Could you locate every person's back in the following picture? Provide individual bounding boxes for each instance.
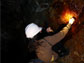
[25,17,75,63]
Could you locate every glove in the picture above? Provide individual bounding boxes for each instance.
[69,18,75,25]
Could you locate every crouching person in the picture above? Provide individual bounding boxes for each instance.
[25,18,75,63]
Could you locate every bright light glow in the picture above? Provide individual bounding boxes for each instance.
[61,9,77,24]
[69,18,75,22]
[64,12,73,21]
[69,17,75,24]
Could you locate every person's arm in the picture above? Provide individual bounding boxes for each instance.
[44,18,75,46]
[44,23,71,45]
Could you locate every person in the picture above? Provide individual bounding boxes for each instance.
[25,17,75,63]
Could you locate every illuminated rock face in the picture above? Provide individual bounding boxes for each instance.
[48,0,84,31]
[48,0,84,63]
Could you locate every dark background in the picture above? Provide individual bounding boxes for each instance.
[1,0,43,63]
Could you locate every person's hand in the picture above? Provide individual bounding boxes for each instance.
[46,27,54,32]
[69,17,75,25]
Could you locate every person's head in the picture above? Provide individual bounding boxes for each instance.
[25,23,42,39]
